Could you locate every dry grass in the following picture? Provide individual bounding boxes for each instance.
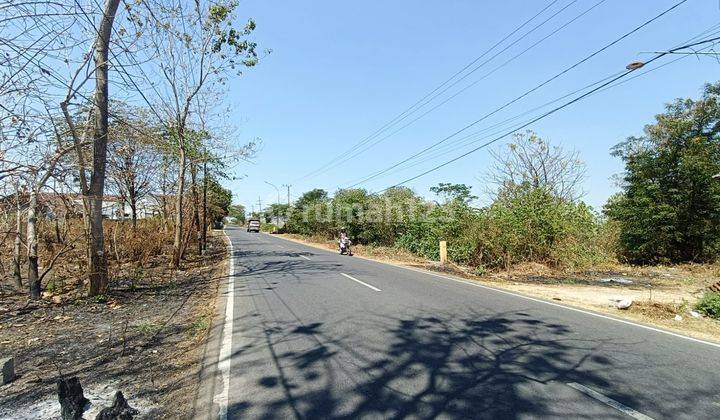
[1,219,227,418]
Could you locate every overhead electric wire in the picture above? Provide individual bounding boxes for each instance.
[328,0,607,176]
[339,69,629,187]
[370,34,720,194]
[296,0,567,181]
[342,0,691,189]
[418,24,720,171]
[360,50,714,185]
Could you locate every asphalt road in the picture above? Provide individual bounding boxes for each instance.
[218,227,720,419]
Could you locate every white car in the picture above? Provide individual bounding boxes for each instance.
[247,219,261,233]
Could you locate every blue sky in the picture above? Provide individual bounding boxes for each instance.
[223,0,720,212]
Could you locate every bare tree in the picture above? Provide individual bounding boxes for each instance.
[107,106,161,229]
[485,130,586,201]
[1,0,125,297]
[127,0,260,267]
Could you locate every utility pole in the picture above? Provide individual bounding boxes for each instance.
[282,184,291,207]
[257,197,262,220]
[264,181,281,227]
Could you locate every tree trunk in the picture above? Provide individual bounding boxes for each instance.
[171,146,186,268]
[27,190,40,299]
[180,208,196,261]
[190,164,201,255]
[130,192,137,230]
[87,0,121,296]
[202,161,208,253]
[13,189,22,290]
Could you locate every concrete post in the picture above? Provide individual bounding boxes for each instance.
[439,241,447,265]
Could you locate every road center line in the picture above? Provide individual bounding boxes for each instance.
[299,255,311,260]
[268,233,720,349]
[214,232,235,420]
[340,272,381,292]
[566,382,654,420]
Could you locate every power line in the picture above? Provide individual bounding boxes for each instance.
[343,0,690,189]
[372,35,720,194]
[296,0,569,182]
[359,48,712,185]
[324,0,607,175]
[340,70,628,187]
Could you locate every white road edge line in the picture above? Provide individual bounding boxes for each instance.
[299,255,312,260]
[265,233,720,350]
[566,382,654,420]
[340,272,381,292]
[213,232,235,420]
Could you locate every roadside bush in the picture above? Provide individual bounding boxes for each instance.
[470,186,613,270]
[261,223,278,233]
[396,201,476,264]
[694,292,720,319]
[286,184,616,271]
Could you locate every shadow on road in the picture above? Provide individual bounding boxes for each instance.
[225,307,660,419]
[218,233,716,419]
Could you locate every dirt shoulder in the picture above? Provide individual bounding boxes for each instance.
[0,232,228,419]
[275,233,720,344]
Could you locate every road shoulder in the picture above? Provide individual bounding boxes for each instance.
[192,229,234,420]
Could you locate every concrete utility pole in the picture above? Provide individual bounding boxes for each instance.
[282,184,291,207]
[264,181,280,227]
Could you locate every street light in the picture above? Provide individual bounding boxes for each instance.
[712,173,720,180]
[264,181,280,228]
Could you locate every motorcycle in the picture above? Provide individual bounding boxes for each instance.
[339,238,353,256]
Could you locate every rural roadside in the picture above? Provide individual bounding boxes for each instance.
[273,233,720,344]
[0,231,229,419]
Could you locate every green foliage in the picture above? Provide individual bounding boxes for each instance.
[285,183,614,270]
[261,223,278,233]
[468,186,606,270]
[134,321,162,335]
[207,2,259,68]
[285,189,331,235]
[228,204,246,224]
[694,292,720,319]
[266,203,289,219]
[430,183,477,204]
[605,83,720,264]
[206,177,232,223]
[397,200,476,264]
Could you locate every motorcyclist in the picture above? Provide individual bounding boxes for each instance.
[339,229,352,256]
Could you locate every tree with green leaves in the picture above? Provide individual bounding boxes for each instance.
[605,83,720,263]
[430,183,477,204]
[228,204,246,224]
[286,189,330,235]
